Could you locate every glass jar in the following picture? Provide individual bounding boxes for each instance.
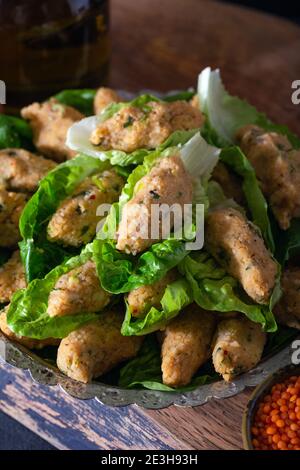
[0,0,110,113]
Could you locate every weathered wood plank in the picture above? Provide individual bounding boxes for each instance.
[144,392,252,450]
[0,358,252,450]
[0,360,191,450]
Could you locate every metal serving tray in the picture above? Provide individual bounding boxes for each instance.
[1,331,298,409]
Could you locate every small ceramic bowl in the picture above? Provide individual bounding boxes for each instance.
[242,363,300,450]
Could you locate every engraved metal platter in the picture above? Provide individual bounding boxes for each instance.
[0,330,298,409]
[0,90,298,409]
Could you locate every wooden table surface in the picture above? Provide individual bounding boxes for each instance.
[1,0,300,450]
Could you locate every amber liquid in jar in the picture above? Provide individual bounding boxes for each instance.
[0,0,110,113]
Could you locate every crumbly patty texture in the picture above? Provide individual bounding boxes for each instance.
[117,155,193,254]
[47,169,124,247]
[206,207,277,304]
[127,269,178,318]
[0,307,59,350]
[274,266,300,330]
[47,260,111,318]
[94,87,121,115]
[236,125,300,230]
[90,100,203,152]
[0,251,26,304]
[212,316,266,382]
[0,189,28,247]
[161,304,217,388]
[57,310,143,383]
[0,148,56,193]
[21,99,84,162]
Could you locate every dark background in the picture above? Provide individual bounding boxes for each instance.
[222,0,300,23]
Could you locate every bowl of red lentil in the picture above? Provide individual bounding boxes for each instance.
[242,364,300,450]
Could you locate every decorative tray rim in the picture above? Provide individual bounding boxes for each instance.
[1,331,298,409]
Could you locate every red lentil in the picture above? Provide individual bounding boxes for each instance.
[251,374,300,450]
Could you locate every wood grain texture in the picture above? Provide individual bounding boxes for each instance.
[145,392,252,450]
[110,0,300,135]
[1,0,300,451]
[0,360,191,450]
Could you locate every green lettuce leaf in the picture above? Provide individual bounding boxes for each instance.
[7,245,99,339]
[179,251,278,332]
[121,279,193,336]
[54,89,97,115]
[0,114,33,150]
[119,336,217,392]
[19,154,110,282]
[93,238,190,294]
[198,67,300,148]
